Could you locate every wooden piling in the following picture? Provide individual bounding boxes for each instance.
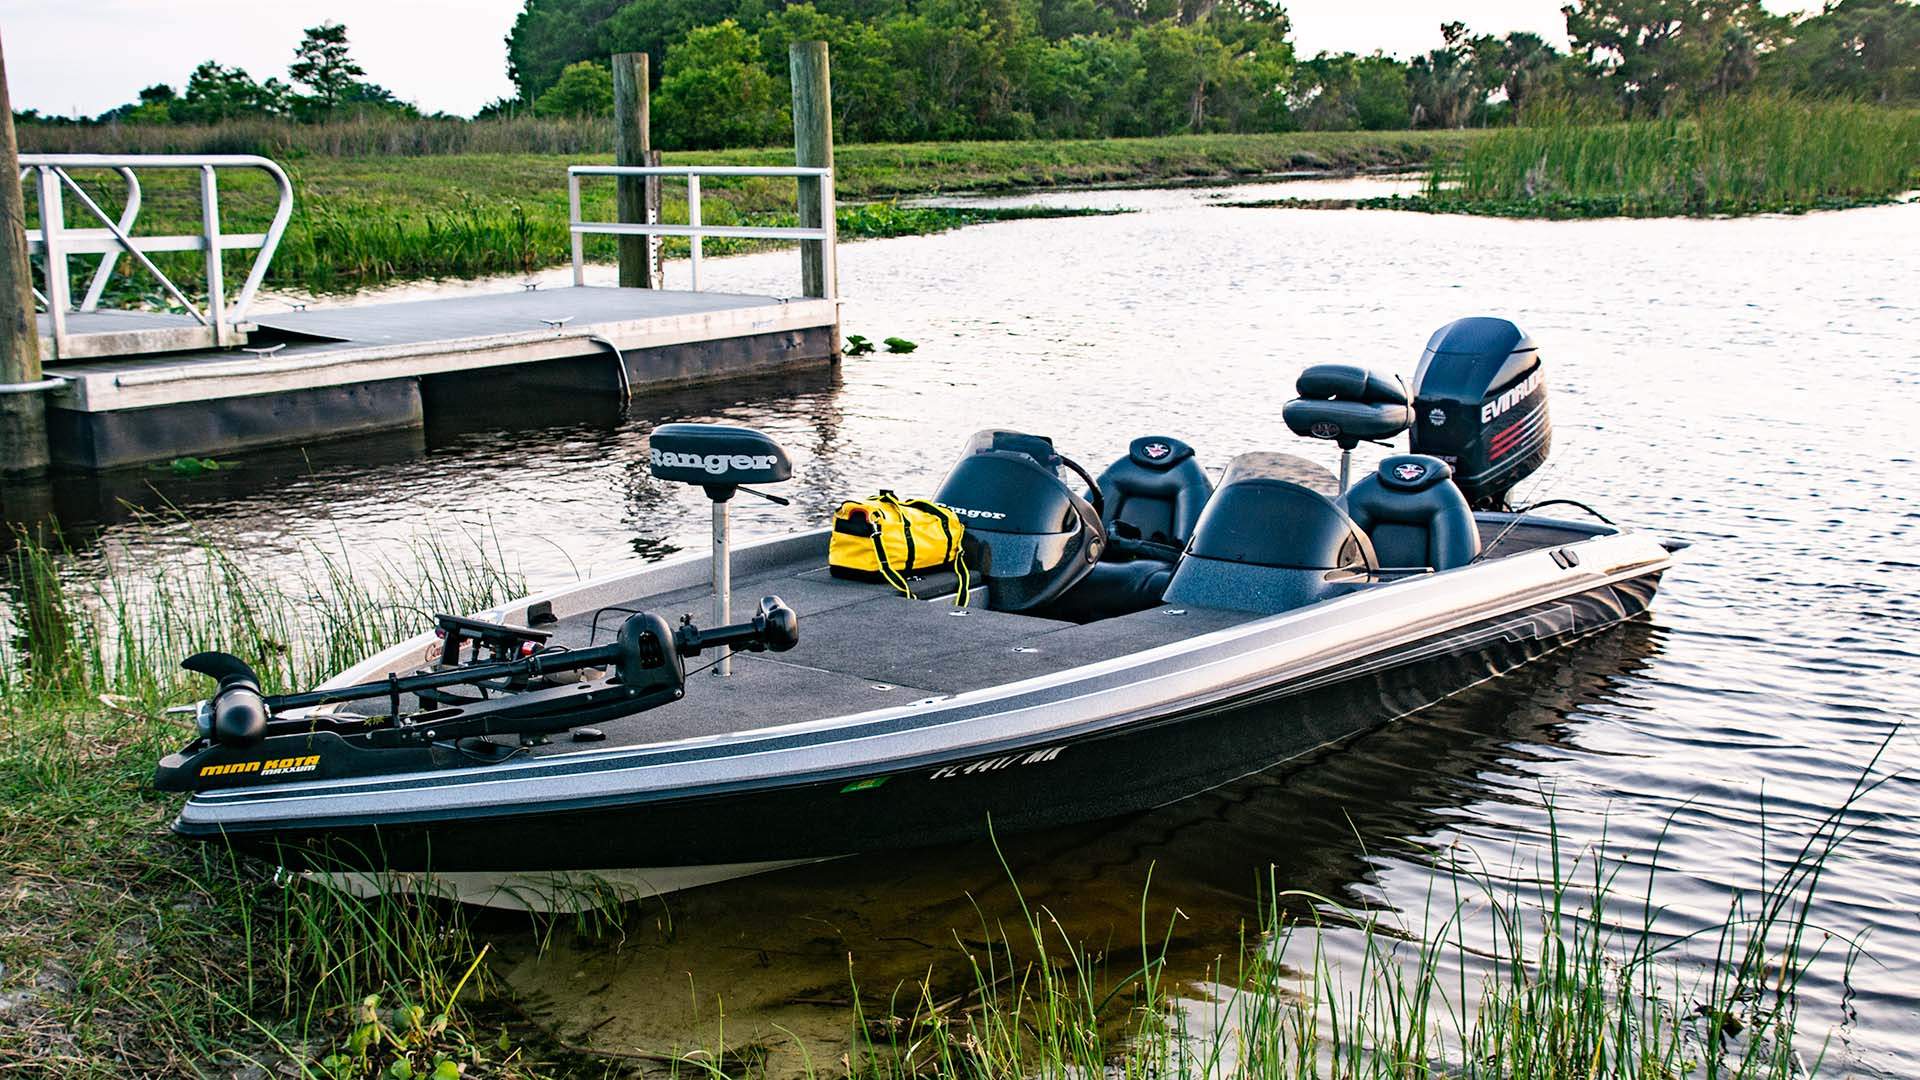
[612,52,654,289]
[788,42,836,303]
[0,31,50,476]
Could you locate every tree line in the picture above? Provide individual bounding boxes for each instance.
[17,1,1920,149]
[15,23,421,127]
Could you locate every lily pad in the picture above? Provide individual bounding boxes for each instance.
[882,336,918,354]
[155,457,237,475]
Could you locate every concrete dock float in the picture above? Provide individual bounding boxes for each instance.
[40,285,840,469]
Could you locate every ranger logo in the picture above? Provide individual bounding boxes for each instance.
[649,449,781,476]
[1394,462,1427,482]
[941,504,1007,520]
[1143,442,1171,460]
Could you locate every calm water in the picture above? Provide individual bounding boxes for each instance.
[8,177,1918,1073]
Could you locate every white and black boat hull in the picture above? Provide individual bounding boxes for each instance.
[175,535,1665,880]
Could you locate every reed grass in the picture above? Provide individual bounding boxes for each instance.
[21,129,1474,297]
[0,523,1882,1077]
[847,779,1874,1080]
[1422,97,1920,217]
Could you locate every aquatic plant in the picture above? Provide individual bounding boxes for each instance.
[1423,97,1920,217]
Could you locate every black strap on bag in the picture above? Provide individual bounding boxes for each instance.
[868,493,916,599]
[901,495,968,605]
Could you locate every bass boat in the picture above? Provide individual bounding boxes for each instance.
[154,317,1679,908]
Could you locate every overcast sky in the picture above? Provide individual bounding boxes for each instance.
[2,0,1818,119]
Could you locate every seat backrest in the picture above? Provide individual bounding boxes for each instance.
[1282,364,1412,449]
[1094,436,1214,547]
[1163,454,1378,614]
[1339,455,1481,571]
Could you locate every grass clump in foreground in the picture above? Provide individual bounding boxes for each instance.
[860,783,1876,1080]
[1413,97,1920,218]
[0,523,1882,1077]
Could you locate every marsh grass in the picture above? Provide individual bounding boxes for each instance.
[855,778,1875,1080]
[22,129,1472,297]
[0,522,1884,1077]
[0,523,546,1077]
[1423,97,1920,217]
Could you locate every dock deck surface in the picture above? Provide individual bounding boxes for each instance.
[47,286,838,412]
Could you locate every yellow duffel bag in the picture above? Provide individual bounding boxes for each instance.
[829,491,969,602]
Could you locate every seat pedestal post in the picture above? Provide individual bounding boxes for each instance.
[1338,447,1352,492]
[709,492,732,676]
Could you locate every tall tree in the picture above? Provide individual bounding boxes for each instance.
[1563,0,1785,113]
[1764,0,1920,102]
[506,0,627,100]
[174,62,291,123]
[290,22,366,111]
[1490,31,1560,116]
[1409,22,1487,127]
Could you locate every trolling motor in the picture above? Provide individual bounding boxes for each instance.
[154,597,798,793]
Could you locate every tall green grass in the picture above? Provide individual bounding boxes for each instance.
[1424,97,1920,217]
[18,115,618,158]
[24,129,1473,297]
[857,784,1873,1080]
[0,524,1881,1077]
[0,525,540,1076]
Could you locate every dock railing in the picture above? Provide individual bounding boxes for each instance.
[566,165,835,299]
[20,154,294,360]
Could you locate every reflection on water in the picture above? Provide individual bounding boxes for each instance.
[5,176,1917,1073]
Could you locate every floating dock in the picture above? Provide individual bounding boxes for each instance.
[41,286,839,469]
[15,154,841,471]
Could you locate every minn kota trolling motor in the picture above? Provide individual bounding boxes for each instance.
[158,423,804,795]
[154,596,798,793]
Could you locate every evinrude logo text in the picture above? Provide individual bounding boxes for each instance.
[649,449,780,475]
[1480,370,1544,424]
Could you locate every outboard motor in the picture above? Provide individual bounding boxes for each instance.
[1409,317,1551,510]
[933,430,1105,612]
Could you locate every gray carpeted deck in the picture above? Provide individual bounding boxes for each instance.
[350,516,1593,752]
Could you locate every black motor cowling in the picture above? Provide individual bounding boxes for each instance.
[933,430,1104,612]
[1409,317,1551,510]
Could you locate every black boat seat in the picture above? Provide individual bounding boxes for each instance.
[1282,364,1412,448]
[1041,436,1210,621]
[1093,435,1213,556]
[1163,454,1377,614]
[1338,455,1480,571]
[648,422,793,493]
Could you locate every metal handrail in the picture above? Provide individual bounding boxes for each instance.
[19,154,295,359]
[566,164,835,296]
